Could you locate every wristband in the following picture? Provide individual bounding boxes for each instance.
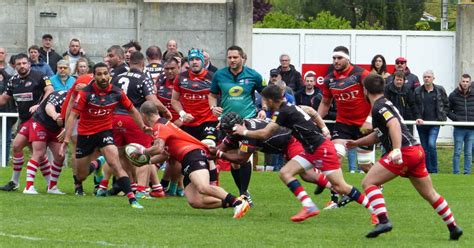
[179,110,187,119]
[243,130,249,137]
[216,150,224,159]
[365,116,372,124]
[321,127,329,133]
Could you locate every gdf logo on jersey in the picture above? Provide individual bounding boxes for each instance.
[228,86,244,97]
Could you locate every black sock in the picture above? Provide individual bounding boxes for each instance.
[160,179,170,189]
[88,163,95,175]
[378,213,389,224]
[116,176,136,204]
[224,193,241,208]
[231,167,241,193]
[238,161,252,195]
[73,175,79,185]
[209,169,218,182]
[330,190,339,203]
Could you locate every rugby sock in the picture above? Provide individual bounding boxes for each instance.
[222,193,241,208]
[315,173,331,188]
[39,157,51,183]
[209,168,219,186]
[287,179,316,209]
[73,175,81,186]
[131,182,138,192]
[230,167,241,193]
[48,161,63,189]
[151,184,163,193]
[11,153,24,185]
[167,181,177,194]
[25,159,40,190]
[330,190,339,203]
[432,196,457,230]
[116,176,137,204]
[160,179,170,190]
[88,162,96,175]
[347,187,372,210]
[136,185,147,193]
[99,179,109,190]
[239,161,252,195]
[365,185,389,224]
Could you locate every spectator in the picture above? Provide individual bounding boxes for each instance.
[370,54,390,80]
[73,58,90,77]
[63,38,93,74]
[180,56,189,73]
[0,47,15,76]
[39,34,62,74]
[386,57,420,92]
[50,60,75,91]
[295,73,320,106]
[29,45,54,77]
[203,50,218,73]
[162,39,184,60]
[414,70,449,174]
[384,70,418,133]
[0,68,17,167]
[447,74,474,175]
[277,54,303,93]
[122,40,141,64]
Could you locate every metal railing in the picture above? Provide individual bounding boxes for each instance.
[1,111,474,167]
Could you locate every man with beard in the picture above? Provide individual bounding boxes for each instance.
[60,62,146,208]
[107,45,129,79]
[317,46,373,209]
[0,53,54,191]
[63,38,93,75]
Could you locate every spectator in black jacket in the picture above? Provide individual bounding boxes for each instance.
[295,73,320,106]
[203,50,218,73]
[447,74,474,174]
[39,34,63,74]
[386,57,420,92]
[277,54,303,93]
[384,71,418,133]
[414,70,449,173]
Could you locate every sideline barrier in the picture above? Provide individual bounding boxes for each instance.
[1,111,474,168]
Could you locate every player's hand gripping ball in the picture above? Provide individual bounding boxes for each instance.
[125,143,150,167]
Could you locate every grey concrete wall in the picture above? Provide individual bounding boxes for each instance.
[0,0,253,69]
[456,4,474,80]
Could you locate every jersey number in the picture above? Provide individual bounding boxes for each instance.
[117,77,130,93]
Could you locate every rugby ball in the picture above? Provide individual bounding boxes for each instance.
[125,143,150,167]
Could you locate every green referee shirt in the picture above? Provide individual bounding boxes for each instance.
[211,66,264,118]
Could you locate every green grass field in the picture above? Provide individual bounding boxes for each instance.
[0,159,472,247]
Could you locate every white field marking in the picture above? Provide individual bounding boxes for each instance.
[0,232,130,247]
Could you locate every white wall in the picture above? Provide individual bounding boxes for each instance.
[252,29,457,142]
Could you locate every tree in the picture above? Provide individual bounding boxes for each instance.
[307,11,352,29]
[253,0,272,23]
[254,12,307,28]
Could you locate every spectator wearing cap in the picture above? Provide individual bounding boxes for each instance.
[277,54,303,93]
[414,70,449,174]
[50,60,75,91]
[39,34,63,74]
[386,56,420,92]
[295,73,321,106]
[29,45,54,77]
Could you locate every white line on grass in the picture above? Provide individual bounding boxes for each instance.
[0,232,130,246]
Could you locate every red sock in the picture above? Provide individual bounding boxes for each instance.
[39,157,51,183]
[365,185,388,223]
[26,159,40,190]
[151,184,163,192]
[99,179,109,190]
[432,196,457,228]
[136,185,146,192]
[49,161,63,189]
[315,173,331,188]
[11,153,24,185]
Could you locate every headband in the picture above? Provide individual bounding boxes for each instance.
[332,51,350,60]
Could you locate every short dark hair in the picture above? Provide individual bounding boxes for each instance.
[28,45,40,52]
[363,74,385,94]
[261,85,283,102]
[333,46,349,55]
[164,51,182,61]
[70,38,80,44]
[93,62,108,75]
[129,51,145,65]
[164,57,179,66]
[122,40,141,51]
[393,70,405,80]
[462,73,471,80]
[14,53,28,63]
[181,56,188,67]
[227,45,244,58]
[107,45,124,59]
[145,45,162,60]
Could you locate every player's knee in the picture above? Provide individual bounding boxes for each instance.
[187,197,203,209]
[195,183,210,195]
[334,143,347,158]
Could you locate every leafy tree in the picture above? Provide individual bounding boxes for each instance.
[356,20,384,30]
[254,0,272,23]
[306,11,352,29]
[254,12,307,28]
